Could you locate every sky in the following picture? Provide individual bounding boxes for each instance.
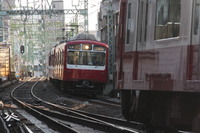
[64,0,102,31]
[16,0,102,31]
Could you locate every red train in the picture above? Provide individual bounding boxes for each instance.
[48,33,108,94]
[116,0,200,132]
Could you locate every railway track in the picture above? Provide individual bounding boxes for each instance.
[46,80,122,109]
[6,77,146,133]
[54,89,122,108]
[0,78,45,133]
[89,97,121,108]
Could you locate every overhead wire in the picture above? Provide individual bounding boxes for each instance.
[65,0,101,26]
[5,0,12,10]
[11,0,101,33]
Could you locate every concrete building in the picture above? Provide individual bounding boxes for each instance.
[0,0,15,43]
[97,0,120,96]
[33,0,65,76]
[97,0,119,43]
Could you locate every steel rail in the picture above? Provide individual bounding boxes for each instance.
[10,77,79,133]
[31,77,144,133]
[0,116,9,133]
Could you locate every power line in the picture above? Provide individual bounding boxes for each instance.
[5,0,12,10]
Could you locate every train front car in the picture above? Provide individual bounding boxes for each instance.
[116,0,200,132]
[62,35,108,94]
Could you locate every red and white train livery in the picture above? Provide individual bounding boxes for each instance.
[49,34,108,94]
[116,0,200,132]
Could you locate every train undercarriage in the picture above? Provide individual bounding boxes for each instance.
[49,78,105,95]
[121,90,200,132]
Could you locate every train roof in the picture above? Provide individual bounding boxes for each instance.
[53,33,108,50]
[69,33,97,41]
[67,39,108,47]
[66,33,108,47]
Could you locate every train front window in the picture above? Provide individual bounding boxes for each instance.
[155,0,181,40]
[67,51,106,66]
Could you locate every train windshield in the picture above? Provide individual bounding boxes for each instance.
[67,51,106,66]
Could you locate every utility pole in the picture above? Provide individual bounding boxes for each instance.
[84,0,88,33]
[107,0,114,79]
[0,0,3,42]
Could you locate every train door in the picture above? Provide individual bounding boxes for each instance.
[121,0,149,84]
[119,0,150,120]
[189,0,200,131]
[190,0,200,80]
[124,0,139,52]
[115,0,127,89]
[116,0,141,87]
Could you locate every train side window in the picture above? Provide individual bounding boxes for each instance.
[60,51,62,65]
[59,52,61,65]
[58,51,60,65]
[49,56,50,66]
[62,51,64,64]
[57,51,60,65]
[194,0,200,35]
[126,3,131,44]
[155,0,181,40]
[56,53,58,65]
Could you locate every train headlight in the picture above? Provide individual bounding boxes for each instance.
[68,44,81,50]
[94,46,106,51]
[82,44,91,50]
[85,45,89,49]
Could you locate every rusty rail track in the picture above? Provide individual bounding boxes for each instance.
[10,77,78,133]
[10,77,145,133]
[32,77,145,132]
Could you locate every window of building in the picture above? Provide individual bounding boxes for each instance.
[155,0,181,40]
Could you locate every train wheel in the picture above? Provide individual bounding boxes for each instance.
[49,78,52,83]
[58,80,62,90]
[60,82,65,91]
[101,84,105,90]
[95,83,105,95]
[100,84,105,94]
[121,90,137,120]
[192,105,200,131]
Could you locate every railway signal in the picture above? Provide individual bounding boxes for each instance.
[20,45,24,54]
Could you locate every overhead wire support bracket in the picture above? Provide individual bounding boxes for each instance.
[5,9,87,16]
